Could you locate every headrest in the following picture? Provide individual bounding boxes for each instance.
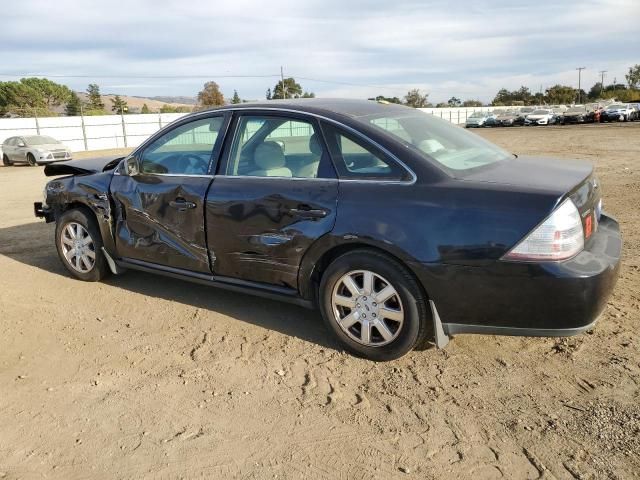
[309,133,323,156]
[417,139,445,154]
[254,141,285,169]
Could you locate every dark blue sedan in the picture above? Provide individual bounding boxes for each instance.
[34,99,621,361]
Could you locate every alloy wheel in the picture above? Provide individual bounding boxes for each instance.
[331,270,404,347]
[60,222,96,273]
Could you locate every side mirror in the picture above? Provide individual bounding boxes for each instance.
[125,156,140,176]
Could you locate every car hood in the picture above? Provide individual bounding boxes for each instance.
[44,155,124,177]
[527,114,550,119]
[30,143,68,151]
[459,156,593,196]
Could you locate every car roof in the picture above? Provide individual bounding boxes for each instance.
[203,98,412,119]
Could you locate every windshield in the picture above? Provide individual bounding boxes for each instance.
[531,110,550,115]
[469,112,486,118]
[567,107,586,113]
[364,111,511,173]
[24,135,59,145]
[607,104,625,110]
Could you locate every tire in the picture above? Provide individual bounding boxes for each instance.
[55,208,110,282]
[27,153,37,166]
[319,249,430,361]
[2,154,12,166]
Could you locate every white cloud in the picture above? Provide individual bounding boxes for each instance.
[0,0,638,102]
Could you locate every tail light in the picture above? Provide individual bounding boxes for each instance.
[503,199,584,261]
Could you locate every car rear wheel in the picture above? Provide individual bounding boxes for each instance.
[55,209,109,282]
[2,154,12,166]
[319,250,430,361]
[27,153,37,166]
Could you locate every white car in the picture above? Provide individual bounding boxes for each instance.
[525,109,557,126]
[465,111,495,128]
[2,135,72,166]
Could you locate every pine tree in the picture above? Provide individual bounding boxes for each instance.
[86,83,104,110]
[141,103,150,114]
[231,90,241,104]
[65,92,82,116]
[110,95,128,113]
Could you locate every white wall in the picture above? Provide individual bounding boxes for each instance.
[0,106,521,153]
[0,113,187,152]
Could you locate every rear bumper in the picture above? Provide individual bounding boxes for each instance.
[411,214,622,337]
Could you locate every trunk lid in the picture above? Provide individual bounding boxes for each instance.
[461,155,601,240]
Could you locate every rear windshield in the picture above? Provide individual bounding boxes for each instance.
[363,111,511,174]
[24,135,59,145]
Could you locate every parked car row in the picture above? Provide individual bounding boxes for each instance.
[465,102,640,128]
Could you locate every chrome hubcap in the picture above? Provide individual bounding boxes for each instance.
[60,222,95,273]
[331,270,404,347]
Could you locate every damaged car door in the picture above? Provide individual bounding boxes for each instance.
[110,114,228,273]
[205,113,338,290]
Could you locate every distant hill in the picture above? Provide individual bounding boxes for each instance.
[144,95,197,105]
[76,93,195,114]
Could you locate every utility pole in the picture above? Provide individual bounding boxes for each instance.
[576,67,586,104]
[280,65,286,99]
[599,70,607,96]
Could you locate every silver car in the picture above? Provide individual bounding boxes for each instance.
[2,135,72,166]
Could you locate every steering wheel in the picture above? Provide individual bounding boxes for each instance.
[176,153,209,175]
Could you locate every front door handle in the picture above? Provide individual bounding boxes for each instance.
[289,205,328,218]
[169,198,197,211]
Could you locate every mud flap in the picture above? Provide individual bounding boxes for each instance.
[429,299,450,349]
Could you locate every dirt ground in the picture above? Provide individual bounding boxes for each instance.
[1,124,639,480]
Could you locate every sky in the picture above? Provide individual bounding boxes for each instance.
[0,0,638,103]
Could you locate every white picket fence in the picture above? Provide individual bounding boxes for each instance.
[0,106,518,153]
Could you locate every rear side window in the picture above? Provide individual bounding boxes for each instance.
[322,123,408,181]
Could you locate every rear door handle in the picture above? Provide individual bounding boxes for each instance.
[289,205,328,218]
[169,198,197,210]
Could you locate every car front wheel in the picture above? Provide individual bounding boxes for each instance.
[2,154,12,166]
[319,250,430,361]
[55,208,109,282]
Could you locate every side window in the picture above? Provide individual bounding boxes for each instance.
[225,115,327,179]
[322,123,408,180]
[139,116,223,175]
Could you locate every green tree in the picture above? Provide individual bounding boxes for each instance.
[196,81,225,109]
[462,99,483,107]
[0,77,73,116]
[110,95,128,114]
[301,91,315,98]
[65,92,82,116]
[492,86,534,106]
[447,96,462,107]
[20,77,72,109]
[272,77,303,99]
[545,84,576,104]
[86,83,104,110]
[266,88,272,100]
[231,90,241,104]
[404,89,430,108]
[160,104,177,113]
[587,82,604,100]
[625,64,640,89]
